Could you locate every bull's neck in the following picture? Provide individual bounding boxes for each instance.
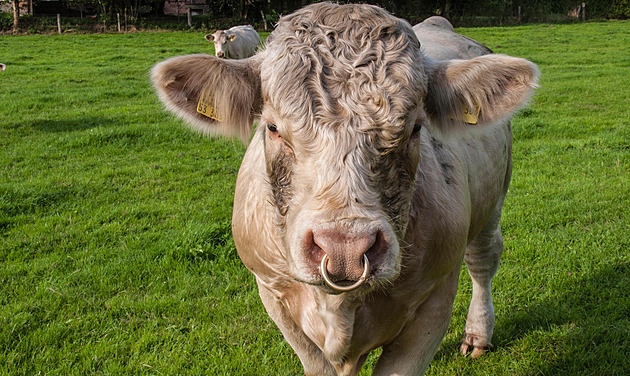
[289,285,361,363]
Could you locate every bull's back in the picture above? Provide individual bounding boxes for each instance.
[413,17,509,238]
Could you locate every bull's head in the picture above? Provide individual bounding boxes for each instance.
[153,3,538,294]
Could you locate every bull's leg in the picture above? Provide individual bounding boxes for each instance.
[460,207,505,358]
[372,266,462,376]
[256,280,337,376]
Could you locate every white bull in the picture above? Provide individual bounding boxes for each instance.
[153,3,538,375]
[205,25,260,59]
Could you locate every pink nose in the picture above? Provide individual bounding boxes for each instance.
[305,229,385,282]
[216,51,224,58]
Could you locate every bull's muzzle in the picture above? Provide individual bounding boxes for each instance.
[320,254,370,292]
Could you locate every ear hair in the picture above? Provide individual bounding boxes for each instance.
[228,34,237,42]
[425,54,539,131]
[205,34,214,42]
[151,54,262,143]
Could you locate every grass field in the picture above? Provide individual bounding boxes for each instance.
[1,20,628,375]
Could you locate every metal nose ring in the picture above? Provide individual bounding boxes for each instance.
[320,254,369,292]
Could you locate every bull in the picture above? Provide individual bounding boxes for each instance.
[152,3,539,375]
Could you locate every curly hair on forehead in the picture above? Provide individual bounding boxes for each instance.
[260,2,427,151]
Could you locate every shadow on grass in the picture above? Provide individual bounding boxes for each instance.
[28,117,117,133]
[439,262,630,374]
[501,261,629,373]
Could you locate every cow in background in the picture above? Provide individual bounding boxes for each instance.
[153,3,539,375]
[0,64,5,71]
[205,25,260,59]
[413,16,493,60]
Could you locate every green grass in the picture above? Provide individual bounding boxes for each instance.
[1,21,628,375]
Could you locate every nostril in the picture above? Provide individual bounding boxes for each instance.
[305,230,325,265]
[365,230,385,268]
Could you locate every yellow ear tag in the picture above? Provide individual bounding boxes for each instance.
[462,102,480,125]
[197,92,222,121]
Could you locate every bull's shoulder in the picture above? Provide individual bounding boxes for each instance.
[232,130,289,280]
[414,122,511,224]
[413,17,492,60]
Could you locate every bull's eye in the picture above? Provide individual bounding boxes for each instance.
[412,123,422,135]
[267,123,278,134]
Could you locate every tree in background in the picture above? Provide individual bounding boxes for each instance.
[12,0,19,32]
[65,0,164,23]
[3,0,626,33]
[609,0,630,18]
[80,0,630,25]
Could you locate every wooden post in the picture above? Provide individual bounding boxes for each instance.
[518,6,522,24]
[582,3,586,21]
[124,8,127,31]
[187,8,192,27]
[260,9,267,31]
[12,0,19,32]
[57,14,61,34]
[117,13,121,32]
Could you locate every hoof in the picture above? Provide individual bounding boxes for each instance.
[460,331,492,359]
[460,343,489,359]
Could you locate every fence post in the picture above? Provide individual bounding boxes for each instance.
[518,6,522,24]
[57,14,61,34]
[260,9,267,31]
[187,8,192,27]
[117,13,121,32]
[582,3,586,21]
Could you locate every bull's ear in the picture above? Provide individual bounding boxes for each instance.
[425,54,539,131]
[204,34,214,42]
[227,34,237,42]
[151,54,262,143]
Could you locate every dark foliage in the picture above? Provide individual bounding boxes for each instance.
[1,0,626,33]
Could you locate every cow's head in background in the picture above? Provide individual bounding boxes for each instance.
[204,25,259,60]
[205,30,236,58]
[153,3,538,294]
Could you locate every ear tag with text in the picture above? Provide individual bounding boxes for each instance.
[197,92,222,121]
[462,102,480,125]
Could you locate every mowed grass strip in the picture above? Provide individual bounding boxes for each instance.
[0,21,628,375]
